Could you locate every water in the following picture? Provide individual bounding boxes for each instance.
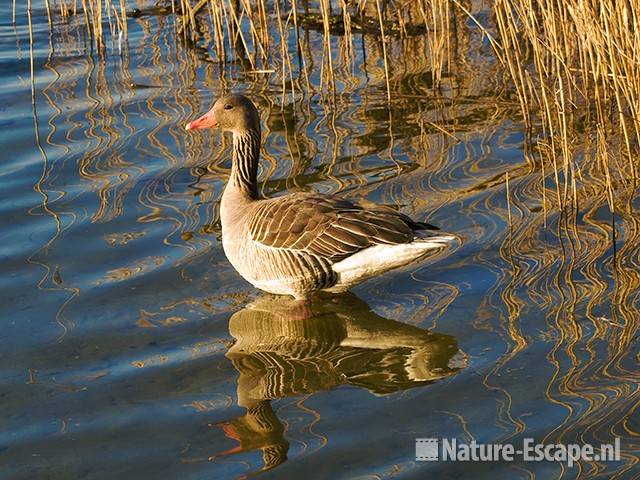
[2,2,639,479]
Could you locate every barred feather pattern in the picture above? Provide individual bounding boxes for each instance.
[248,194,425,260]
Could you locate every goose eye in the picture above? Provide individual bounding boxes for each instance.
[224,104,233,110]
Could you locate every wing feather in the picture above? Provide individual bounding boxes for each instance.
[248,193,432,262]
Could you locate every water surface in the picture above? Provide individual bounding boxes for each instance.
[1,2,639,479]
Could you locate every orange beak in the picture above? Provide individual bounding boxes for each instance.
[185,110,219,130]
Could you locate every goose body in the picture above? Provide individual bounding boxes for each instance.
[186,94,455,299]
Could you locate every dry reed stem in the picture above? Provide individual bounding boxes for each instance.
[374,0,391,104]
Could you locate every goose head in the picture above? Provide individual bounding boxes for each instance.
[185,94,260,134]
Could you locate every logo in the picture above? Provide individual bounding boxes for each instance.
[415,437,620,467]
[415,438,439,461]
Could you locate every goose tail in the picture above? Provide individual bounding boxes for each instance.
[328,232,459,292]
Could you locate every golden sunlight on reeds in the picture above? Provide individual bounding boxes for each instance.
[41,0,640,216]
[495,0,640,210]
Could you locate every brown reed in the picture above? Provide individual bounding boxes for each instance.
[43,0,640,214]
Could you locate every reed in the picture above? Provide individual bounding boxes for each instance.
[495,0,640,211]
[43,0,640,214]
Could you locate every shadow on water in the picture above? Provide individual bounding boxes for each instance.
[209,293,464,473]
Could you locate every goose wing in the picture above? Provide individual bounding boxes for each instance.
[248,193,436,262]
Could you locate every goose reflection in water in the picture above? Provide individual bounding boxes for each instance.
[212,293,466,472]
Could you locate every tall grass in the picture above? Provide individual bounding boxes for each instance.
[41,0,640,212]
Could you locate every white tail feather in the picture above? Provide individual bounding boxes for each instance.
[327,234,457,291]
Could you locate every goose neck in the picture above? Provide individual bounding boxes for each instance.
[229,128,261,198]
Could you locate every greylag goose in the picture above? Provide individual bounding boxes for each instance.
[186,94,455,299]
